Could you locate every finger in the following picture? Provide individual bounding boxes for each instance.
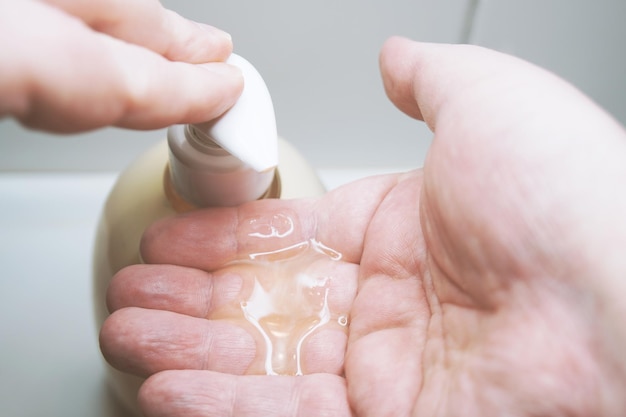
[100,307,255,377]
[345,173,428,417]
[42,0,232,62]
[6,1,242,132]
[108,262,357,321]
[100,307,348,377]
[106,264,242,316]
[140,173,403,270]
[138,370,351,417]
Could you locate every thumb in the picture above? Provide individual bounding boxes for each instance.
[379,37,518,131]
[378,36,607,134]
[378,36,427,122]
[378,36,531,128]
[380,37,626,353]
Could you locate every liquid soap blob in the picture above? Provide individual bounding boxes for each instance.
[210,238,349,375]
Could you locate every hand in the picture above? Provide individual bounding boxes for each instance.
[100,37,626,416]
[0,0,242,132]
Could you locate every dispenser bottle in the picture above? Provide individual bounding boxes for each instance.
[93,54,325,415]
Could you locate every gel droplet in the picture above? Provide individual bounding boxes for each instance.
[210,238,347,376]
[246,213,294,239]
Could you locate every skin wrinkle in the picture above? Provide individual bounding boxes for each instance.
[219,208,240,267]
[304,330,347,375]
[417,269,448,415]
[228,375,240,416]
[287,377,303,417]
[353,278,418,336]
[114,43,152,123]
[158,316,202,372]
[159,9,202,62]
[87,5,144,38]
[199,319,214,372]
[367,224,417,281]
[358,173,417,279]
[419,261,438,348]
[198,272,213,319]
[420,177,493,310]
[321,174,402,265]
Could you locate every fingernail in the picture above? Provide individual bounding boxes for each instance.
[201,62,242,79]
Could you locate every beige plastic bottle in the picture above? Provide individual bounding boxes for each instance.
[92,55,325,415]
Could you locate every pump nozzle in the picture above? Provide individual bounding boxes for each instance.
[191,54,278,172]
[166,54,280,208]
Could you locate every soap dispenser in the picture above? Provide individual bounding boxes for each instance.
[92,54,325,415]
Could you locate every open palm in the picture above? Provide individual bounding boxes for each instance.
[100,37,626,417]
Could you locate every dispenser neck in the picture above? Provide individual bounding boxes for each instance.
[185,124,229,156]
[165,124,280,209]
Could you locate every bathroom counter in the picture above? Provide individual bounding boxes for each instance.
[0,168,410,417]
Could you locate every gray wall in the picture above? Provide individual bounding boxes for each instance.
[1,0,624,172]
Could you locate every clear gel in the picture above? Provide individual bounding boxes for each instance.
[209,236,348,376]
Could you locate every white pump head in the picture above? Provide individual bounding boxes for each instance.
[191,54,278,172]
[166,54,280,207]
